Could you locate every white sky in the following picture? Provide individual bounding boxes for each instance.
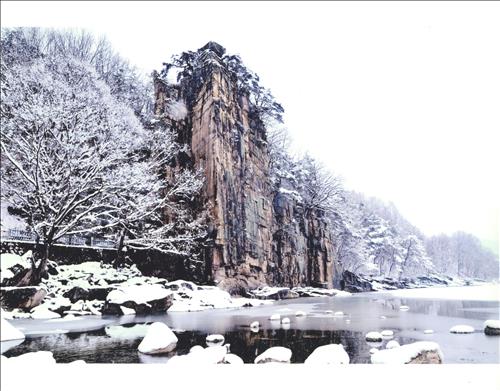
[2,1,499,252]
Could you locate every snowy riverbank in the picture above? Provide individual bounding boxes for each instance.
[1,252,352,321]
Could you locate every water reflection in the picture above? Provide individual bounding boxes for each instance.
[4,326,419,364]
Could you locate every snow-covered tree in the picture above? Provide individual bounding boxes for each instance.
[426,232,499,280]
[399,234,434,278]
[1,28,152,119]
[0,52,147,282]
[1,30,208,283]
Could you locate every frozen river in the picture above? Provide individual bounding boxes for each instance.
[3,284,499,363]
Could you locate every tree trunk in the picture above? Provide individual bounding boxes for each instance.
[114,229,126,268]
[33,240,51,284]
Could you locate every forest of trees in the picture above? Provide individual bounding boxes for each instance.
[267,123,499,281]
[1,28,498,284]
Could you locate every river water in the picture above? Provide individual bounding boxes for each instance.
[3,285,499,363]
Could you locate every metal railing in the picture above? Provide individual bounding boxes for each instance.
[0,228,116,249]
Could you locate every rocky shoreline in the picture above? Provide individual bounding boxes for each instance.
[0,250,479,322]
[1,251,353,321]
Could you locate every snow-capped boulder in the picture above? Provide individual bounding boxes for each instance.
[369,348,379,355]
[206,334,225,347]
[30,307,60,320]
[105,324,149,339]
[167,346,229,365]
[68,360,86,365]
[3,351,56,364]
[304,344,350,364]
[423,329,434,334]
[449,325,474,334]
[281,317,290,324]
[120,306,136,315]
[1,318,25,342]
[371,341,443,364]
[250,321,260,329]
[138,322,178,355]
[167,302,206,312]
[365,331,383,342]
[0,252,32,286]
[189,287,233,309]
[381,330,394,338]
[483,320,500,336]
[291,287,352,298]
[36,297,72,315]
[202,346,228,364]
[399,305,410,311]
[295,310,306,317]
[0,286,46,310]
[254,347,292,364]
[385,340,400,349]
[222,353,244,364]
[334,311,344,317]
[190,345,204,354]
[164,280,198,292]
[269,313,281,321]
[103,285,173,315]
[325,310,333,314]
[63,286,112,303]
[251,287,298,300]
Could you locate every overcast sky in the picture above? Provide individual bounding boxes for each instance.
[2,1,499,253]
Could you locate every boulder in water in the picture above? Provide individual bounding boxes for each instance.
[102,285,173,315]
[138,322,178,355]
[483,320,500,336]
[365,331,383,342]
[254,346,292,364]
[206,334,225,347]
[304,344,350,364]
[371,341,443,364]
[449,325,474,334]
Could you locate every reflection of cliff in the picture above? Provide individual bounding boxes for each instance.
[154,42,336,289]
[177,328,370,363]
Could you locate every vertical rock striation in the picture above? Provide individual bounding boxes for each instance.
[154,42,336,290]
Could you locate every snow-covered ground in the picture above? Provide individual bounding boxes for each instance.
[386,283,500,301]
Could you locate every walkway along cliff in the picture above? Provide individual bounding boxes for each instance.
[153,42,338,291]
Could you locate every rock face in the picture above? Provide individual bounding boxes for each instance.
[0,287,46,310]
[154,42,336,289]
